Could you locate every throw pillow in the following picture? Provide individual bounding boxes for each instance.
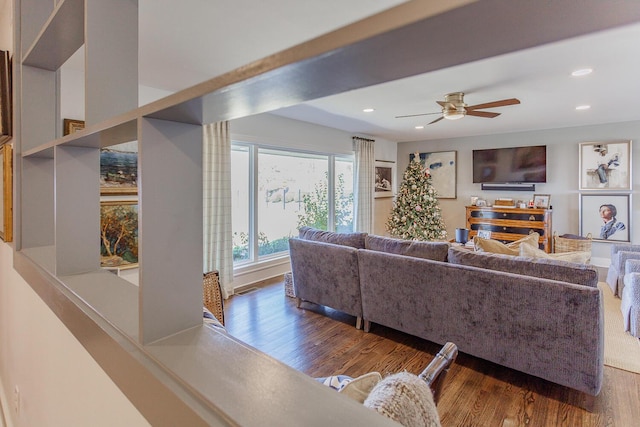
[364,372,441,427]
[316,372,382,403]
[474,232,539,255]
[519,244,591,264]
[340,372,383,403]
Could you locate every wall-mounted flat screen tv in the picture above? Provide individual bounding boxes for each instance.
[472,145,547,184]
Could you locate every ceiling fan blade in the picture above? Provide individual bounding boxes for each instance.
[428,116,445,125]
[395,112,441,119]
[465,110,500,118]
[466,98,520,110]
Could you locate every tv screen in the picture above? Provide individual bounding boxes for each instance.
[473,145,547,184]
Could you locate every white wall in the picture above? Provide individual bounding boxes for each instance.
[398,119,640,262]
[0,244,149,427]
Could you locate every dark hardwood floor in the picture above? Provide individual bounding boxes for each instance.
[225,280,640,427]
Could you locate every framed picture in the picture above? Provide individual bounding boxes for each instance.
[100,141,138,195]
[409,150,457,199]
[100,199,138,267]
[579,141,631,190]
[0,50,11,144]
[63,118,85,136]
[0,143,12,242]
[533,194,550,209]
[374,160,394,198]
[477,230,492,239]
[580,194,630,242]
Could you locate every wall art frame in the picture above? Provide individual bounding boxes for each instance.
[63,118,85,136]
[100,141,138,195]
[0,50,11,144]
[579,140,632,191]
[100,199,139,268]
[580,193,630,242]
[409,150,457,199]
[374,160,394,198]
[0,143,12,242]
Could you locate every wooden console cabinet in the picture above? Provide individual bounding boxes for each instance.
[466,206,553,253]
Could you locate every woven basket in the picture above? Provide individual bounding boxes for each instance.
[284,272,295,298]
[203,271,225,325]
[554,232,593,253]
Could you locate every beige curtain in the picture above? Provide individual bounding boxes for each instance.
[353,136,375,233]
[203,121,234,298]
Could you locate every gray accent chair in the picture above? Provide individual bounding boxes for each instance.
[606,244,640,297]
[621,259,640,337]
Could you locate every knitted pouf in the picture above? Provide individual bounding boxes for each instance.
[363,372,441,427]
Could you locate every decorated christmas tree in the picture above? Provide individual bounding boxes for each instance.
[386,153,447,241]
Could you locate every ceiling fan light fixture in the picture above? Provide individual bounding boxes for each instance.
[443,106,466,120]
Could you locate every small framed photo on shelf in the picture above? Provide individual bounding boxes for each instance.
[533,194,550,209]
[63,118,85,136]
[477,230,492,239]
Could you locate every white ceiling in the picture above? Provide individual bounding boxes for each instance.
[137,1,640,142]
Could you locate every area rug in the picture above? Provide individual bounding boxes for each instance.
[599,282,640,374]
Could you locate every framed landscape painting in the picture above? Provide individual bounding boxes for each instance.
[409,151,457,199]
[100,141,138,195]
[100,199,138,268]
[579,141,631,190]
[580,193,630,242]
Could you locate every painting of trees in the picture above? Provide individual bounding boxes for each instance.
[100,200,138,267]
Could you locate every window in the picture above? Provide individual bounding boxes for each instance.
[231,143,353,265]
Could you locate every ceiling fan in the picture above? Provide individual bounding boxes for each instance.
[395,92,520,125]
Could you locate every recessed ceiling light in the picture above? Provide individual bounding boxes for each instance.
[363,108,375,113]
[415,125,424,129]
[571,68,593,77]
[576,105,591,110]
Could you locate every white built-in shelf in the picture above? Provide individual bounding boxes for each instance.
[22,0,84,70]
[22,116,138,158]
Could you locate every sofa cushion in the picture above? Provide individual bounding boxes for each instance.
[519,244,592,264]
[365,235,449,262]
[447,246,599,288]
[298,226,367,249]
[473,232,539,255]
[363,372,441,427]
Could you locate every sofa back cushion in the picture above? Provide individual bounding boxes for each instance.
[365,235,449,262]
[298,226,367,249]
[447,246,599,288]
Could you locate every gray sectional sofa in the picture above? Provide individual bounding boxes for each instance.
[289,227,603,397]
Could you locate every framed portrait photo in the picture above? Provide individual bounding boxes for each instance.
[580,194,630,242]
[374,160,394,198]
[579,141,631,190]
[409,150,457,199]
